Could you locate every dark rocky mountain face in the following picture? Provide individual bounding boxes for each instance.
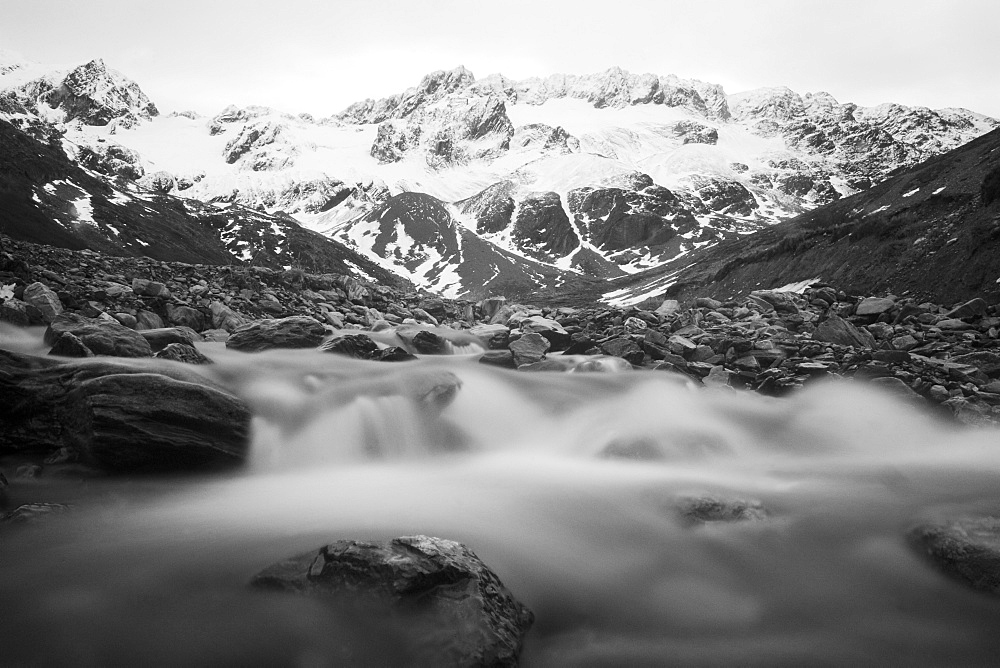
[0,119,408,287]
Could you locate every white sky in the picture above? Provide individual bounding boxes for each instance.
[2,0,997,118]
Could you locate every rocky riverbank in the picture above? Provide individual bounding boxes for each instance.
[2,232,998,434]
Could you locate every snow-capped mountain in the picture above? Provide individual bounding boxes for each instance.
[1,56,996,300]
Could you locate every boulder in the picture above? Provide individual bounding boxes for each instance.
[469,324,510,350]
[154,342,212,365]
[0,350,250,472]
[855,297,895,316]
[48,331,94,358]
[319,334,380,359]
[44,313,152,357]
[165,303,207,331]
[600,337,645,365]
[655,299,681,318]
[226,316,327,352]
[139,326,199,352]
[209,301,246,332]
[0,298,31,327]
[812,314,877,348]
[131,278,171,299]
[519,316,571,349]
[909,517,1000,595]
[945,298,988,320]
[749,290,799,314]
[21,282,63,322]
[135,309,164,330]
[509,332,550,367]
[251,535,533,667]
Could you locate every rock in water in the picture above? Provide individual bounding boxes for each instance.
[251,535,534,667]
[0,350,250,472]
[226,316,326,352]
[909,517,1000,595]
[509,332,550,367]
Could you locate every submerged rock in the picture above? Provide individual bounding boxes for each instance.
[909,517,1000,595]
[251,535,534,667]
[675,495,769,526]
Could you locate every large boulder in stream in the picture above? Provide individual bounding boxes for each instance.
[251,535,534,667]
[226,316,327,352]
[0,350,250,472]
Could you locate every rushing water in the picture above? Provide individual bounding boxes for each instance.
[3,328,1000,666]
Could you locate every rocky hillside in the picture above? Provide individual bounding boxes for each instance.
[0,118,410,288]
[4,57,994,300]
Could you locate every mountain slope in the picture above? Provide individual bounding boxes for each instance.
[589,126,1000,306]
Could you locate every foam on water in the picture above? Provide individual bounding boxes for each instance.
[3,338,1000,665]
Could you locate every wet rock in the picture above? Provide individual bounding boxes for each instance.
[209,301,246,332]
[22,282,63,322]
[509,332,550,367]
[1,503,72,525]
[226,316,327,352]
[675,495,768,526]
[600,337,645,365]
[479,350,517,369]
[319,334,380,359]
[0,350,250,471]
[154,342,212,365]
[520,315,571,349]
[404,329,449,355]
[251,535,534,667]
[48,331,94,358]
[44,313,152,357]
[375,346,417,362]
[909,517,1000,595]
[469,324,510,350]
[138,326,199,352]
[813,314,877,348]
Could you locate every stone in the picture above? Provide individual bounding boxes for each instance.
[855,297,895,316]
[0,350,250,472]
[0,298,31,327]
[139,326,199,352]
[891,334,919,351]
[519,315,571,349]
[749,290,799,313]
[599,337,645,365]
[375,346,417,362]
[154,342,212,365]
[469,324,509,350]
[945,298,989,320]
[401,328,449,355]
[135,309,164,330]
[251,535,533,667]
[477,296,507,321]
[674,495,768,526]
[909,517,1000,595]
[44,313,152,357]
[21,282,63,322]
[952,352,1000,378]
[937,318,972,330]
[813,314,877,348]
[655,299,681,318]
[165,303,206,331]
[48,331,94,358]
[703,365,732,388]
[509,332,550,366]
[226,316,327,353]
[131,278,171,299]
[479,350,517,369]
[113,312,138,329]
[319,334,380,359]
[623,317,649,334]
[695,297,723,310]
[1,503,72,525]
[209,301,246,332]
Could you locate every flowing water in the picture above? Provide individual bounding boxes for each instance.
[3,327,1000,666]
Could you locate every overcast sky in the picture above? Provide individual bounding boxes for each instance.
[2,0,997,118]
